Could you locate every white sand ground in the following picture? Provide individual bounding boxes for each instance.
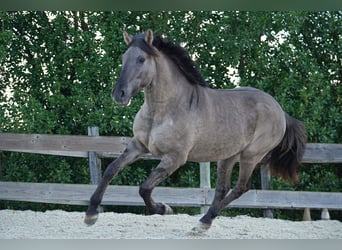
[0,210,341,239]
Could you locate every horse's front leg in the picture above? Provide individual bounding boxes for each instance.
[84,139,147,225]
[139,154,186,215]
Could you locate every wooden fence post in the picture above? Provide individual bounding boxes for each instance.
[321,208,330,220]
[303,207,311,221]
[260,163,274,218]
[200,162,211,214]
[88,126,102,185]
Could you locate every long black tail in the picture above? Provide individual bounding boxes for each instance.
[268,113,307,182]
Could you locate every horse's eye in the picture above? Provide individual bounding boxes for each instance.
[137,56,145,64]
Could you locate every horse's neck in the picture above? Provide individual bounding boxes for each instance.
[144,55,190,114]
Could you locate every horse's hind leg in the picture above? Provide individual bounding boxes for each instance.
[193,155,257,233]
[211,154,239,207]
[139,153,187,215]
[84,139,147,225]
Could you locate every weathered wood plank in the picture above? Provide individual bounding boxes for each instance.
[97,143,342,164]
[98,152,160,160]
[224,190,342,210]
[88,127,102,184]
[1,182,341,210]
[0,182,205,207]
[3,149,88,158]
[302,143,342,163]
[0,133,130,157]
[260,164,273,218]
[200,162,211,214]
[1,133,341,163]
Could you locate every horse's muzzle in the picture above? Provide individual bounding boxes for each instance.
[112,86,132,106]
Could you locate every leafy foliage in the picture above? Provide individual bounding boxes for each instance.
[0,11,341,219]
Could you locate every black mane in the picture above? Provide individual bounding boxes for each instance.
[129,32,209,87]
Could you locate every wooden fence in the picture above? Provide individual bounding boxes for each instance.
[0,128,341,218]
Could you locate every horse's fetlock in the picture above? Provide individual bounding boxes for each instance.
[161,202,173,215]
[200,207,218,225]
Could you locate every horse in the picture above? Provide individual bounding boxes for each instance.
[84,29,307,233]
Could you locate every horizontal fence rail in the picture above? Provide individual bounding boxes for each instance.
[0,133,130,158]
[0,132,341,215]
[1,181,341,210]
[1,133,341,162]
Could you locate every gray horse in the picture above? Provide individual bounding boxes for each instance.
[85,29,306,233]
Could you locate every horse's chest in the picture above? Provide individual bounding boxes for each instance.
[148,120,178,154]
[136,118,185,156]
[134,105,192,154]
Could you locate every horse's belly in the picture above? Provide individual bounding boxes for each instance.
[187,140,243,162]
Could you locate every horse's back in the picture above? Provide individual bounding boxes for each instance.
[208,87,284,116]
[203,86,284,117]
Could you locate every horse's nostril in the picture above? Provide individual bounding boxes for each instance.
[120,90,125,98]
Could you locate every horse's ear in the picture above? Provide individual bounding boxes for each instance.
[123,31,133,45]
[145,29,153,45]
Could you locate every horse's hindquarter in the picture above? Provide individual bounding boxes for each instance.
[187,87,286,162]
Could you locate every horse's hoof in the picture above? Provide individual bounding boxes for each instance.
[162,202,173,215]
[191,222,211,233]
[84,213,98,226]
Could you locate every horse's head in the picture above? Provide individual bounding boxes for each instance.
[113,29,158,106]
